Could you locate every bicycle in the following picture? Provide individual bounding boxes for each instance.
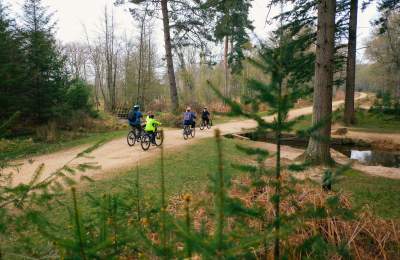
[127,125,144,146]
[199,118,212,130]
[140,128,163,151]
[183,124,195,140]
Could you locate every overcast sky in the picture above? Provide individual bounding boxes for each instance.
[6,0,379,61]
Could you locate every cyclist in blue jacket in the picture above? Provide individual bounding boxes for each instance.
[183,106,196,128]
[128,105,143,132]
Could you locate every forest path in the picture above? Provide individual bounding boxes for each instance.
[7,93,368,185]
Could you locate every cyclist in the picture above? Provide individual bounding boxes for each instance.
[201,107,210,126]
[144,112,161,144]
[128,105,143,134]
[183,106,196,129]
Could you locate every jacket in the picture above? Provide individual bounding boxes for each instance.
[202,111,210,119]
[183,111,196,123]
[144,116,161,132]
[128,110,142,126]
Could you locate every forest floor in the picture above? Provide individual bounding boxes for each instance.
[8,92,400,186]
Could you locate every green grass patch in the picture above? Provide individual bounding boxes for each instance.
[348,109,400,133]
[84,137,243,200]
[9,136,395,237]
[4,137,399,256]
[81,137,400,219]
[0,130,127,162]
[338,170,400,219]
[291,109,400,134]
[292,114,313,132]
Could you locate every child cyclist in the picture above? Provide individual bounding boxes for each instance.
[144,112,161,144]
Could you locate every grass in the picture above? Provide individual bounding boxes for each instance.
[24,137,244,247]
[4,134,396,239]
[79,137,400,219]
[292,114,313,132]
[338,169,400,219]
[83,137,244,201]
[0,130,127,162]
[349,109,400,133]
[3,136,399,257]
[212,113,246,124]
[291,109,400,134]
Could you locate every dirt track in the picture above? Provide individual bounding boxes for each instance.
[6,93,378,186]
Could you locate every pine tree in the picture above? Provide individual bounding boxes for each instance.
[304,0,336,165]
[344,0,358,125]
[20,0,68,123]
[0,1,26,122]
[203,0,254,73]
[271,0,351,164]
[375,0,400,32]
[208,19,315,257]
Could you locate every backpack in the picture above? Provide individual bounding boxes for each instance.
[184,112,192,121]
[128,109,136,122]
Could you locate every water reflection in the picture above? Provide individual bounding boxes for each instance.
[350,150,400,168]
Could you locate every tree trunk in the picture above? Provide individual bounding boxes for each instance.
[224,36,229,98]
[344,0,358,125]
[177,48,195,103]
[304,0,336,165]
[145,28,152,108]
[137,18,145,107]
[161,0,179,112]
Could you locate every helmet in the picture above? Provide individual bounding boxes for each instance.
[133,105,140,109]
[203,107,207,109]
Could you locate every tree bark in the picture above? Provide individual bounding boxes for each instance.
[305,0,336,165]
[104,6,115,112]
[344,0,358,125]
[145,27,152,108]
[224,36,229,98]
[137,18,145,107]
[161,0,179,112]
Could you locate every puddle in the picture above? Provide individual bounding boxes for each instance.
[349,150,400,168]
[230,132,400,168]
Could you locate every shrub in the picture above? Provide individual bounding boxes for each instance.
[66,80,93,113]
[370,91,400,116]
[147,97,169,113]
[35,121,58,142]
[156,112,182,128]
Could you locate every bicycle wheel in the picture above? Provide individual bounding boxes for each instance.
[155,131,164,146]
[207,119,212,129]
[183,126,189,140]
[141,135,151,151]
[199,121,205,130]
[127,131,136,146]
[191,126,196,138]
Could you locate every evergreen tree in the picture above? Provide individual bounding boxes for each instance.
[375,0,400,32]
[20,0,68,123]
[203,0,254,73]
[344,0,358,125]
[304,0,336,165]
[272,0,352,164]
[0,1,26,122]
